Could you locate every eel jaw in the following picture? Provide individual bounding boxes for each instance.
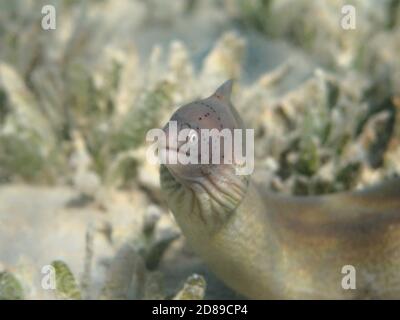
[160,164,249,234]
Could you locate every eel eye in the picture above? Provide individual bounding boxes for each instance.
[187,129,198,145]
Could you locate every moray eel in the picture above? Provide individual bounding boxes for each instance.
[159,80,400,299]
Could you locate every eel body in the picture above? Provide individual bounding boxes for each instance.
[159,80,400,299]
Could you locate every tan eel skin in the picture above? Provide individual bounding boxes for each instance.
[159,80,400,299]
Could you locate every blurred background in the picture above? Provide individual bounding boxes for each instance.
[0,0,399,299]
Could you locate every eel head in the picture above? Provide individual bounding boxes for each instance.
[159,80,250,231]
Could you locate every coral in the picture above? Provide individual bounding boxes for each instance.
[0,271,24,300]
[51,260,82,300]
